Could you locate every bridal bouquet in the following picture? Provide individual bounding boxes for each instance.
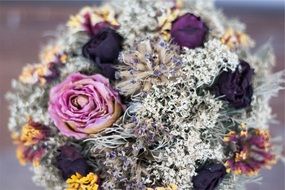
[6,0,284,189]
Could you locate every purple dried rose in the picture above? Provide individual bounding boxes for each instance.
[213,60,254,109]
[192,163,226,190]
[82,28,123,79]
[56,145,91,180]
[48,73,124,139]
[170,13,208,49]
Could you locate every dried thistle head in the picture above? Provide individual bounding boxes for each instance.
[116,37,182,96]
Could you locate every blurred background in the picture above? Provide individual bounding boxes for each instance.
[0,0,284,189]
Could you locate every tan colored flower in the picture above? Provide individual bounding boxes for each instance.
[147,184,178,190]
[67,5,118,34]
[19,63,52,85]
[221,28,252,49]
[66,172,99,190]
[157,0,186,41]
[116,37,181,96]
[158,9,182,41]
[40,44,66,64]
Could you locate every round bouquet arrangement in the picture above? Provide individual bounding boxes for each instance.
[6,0,284,189]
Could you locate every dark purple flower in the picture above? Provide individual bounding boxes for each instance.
[82,28,123,79]
[55,145,91,180]
[170,13,208,49]
[213,60,254,109]
[192,163,226,190]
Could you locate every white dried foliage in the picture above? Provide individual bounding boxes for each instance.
[84,123,135,150]
[59,57,97,80]
[249,42,276,78]
[241,43,284,129]
[33,165,64,190]
[64,31,90,56]
[6,80,51,132]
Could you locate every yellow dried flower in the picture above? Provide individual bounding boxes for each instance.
[66,172,99,190]
[20,123,45,146]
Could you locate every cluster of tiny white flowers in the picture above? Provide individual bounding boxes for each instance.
[144,129,224,189]
[136,82,225,187]
[132,40,239,188]
[181,39,239,88]
[137,82,223,130]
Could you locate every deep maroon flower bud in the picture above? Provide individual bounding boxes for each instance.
[82,28,123,79]
[170,13,208,48]
[213,60,254,109]
[192,163,226,190]
[55,145,91,180]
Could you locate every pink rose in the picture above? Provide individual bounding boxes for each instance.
[48,73,124,139]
